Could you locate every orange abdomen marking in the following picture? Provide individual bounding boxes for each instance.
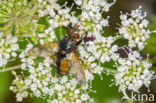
[59,58,70,75]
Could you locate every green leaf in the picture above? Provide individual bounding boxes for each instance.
[54,26,66,41]
[91,73,121,103]
[38,16,49,29]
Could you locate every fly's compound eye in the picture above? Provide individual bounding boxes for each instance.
[73,33,80,38]
[67,30,73,37]
[67,30,70,35]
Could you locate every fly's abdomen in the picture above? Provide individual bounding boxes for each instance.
[55,53,70,75]
[59,58,70,75]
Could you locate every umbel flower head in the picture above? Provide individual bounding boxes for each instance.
[0,0,39,35]
[73,0,114,33]
[78,35,119,76]
[119,6,150,50]
[114,49,155,100]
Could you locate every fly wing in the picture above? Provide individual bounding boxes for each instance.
[69,51,86,85]
[27,43,58,58]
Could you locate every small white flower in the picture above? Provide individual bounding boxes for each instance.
[16,96,23,102]
[31,83,37,91]
[25,79,32,86]
[21,91,28,97]
[81,94,89,101]
[0,34,19,67]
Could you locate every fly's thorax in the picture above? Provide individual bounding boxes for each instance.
[59,36,73,53]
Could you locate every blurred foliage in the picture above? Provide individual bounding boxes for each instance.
[143,16,156,74]
[91,73,120,103]
[0,72,10,103]
[143,16,156,60]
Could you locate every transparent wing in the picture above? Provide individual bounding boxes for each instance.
[27,43,58,58]
[69,51,86,85]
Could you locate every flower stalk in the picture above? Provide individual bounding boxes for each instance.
[0,65,21,73]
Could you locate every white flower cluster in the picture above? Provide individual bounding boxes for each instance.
[0,33,19,67]
[74,0,115,33]
[10,71,29,102]
[74,0,116,12]
[119,6,150,50]
[78,11,109,33]
[10,52,93,102]
[40,0,116,41]
[37,1,78,44]
[47,5,73,28]
[37,0,60,18]
[115,50,154,96]
[37,31,56,45]
[78,35,119,75]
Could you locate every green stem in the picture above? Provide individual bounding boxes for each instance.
[103,67,117,74]
[114,35,123,41]
[150,30,156,33]
[0,65,21,73]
